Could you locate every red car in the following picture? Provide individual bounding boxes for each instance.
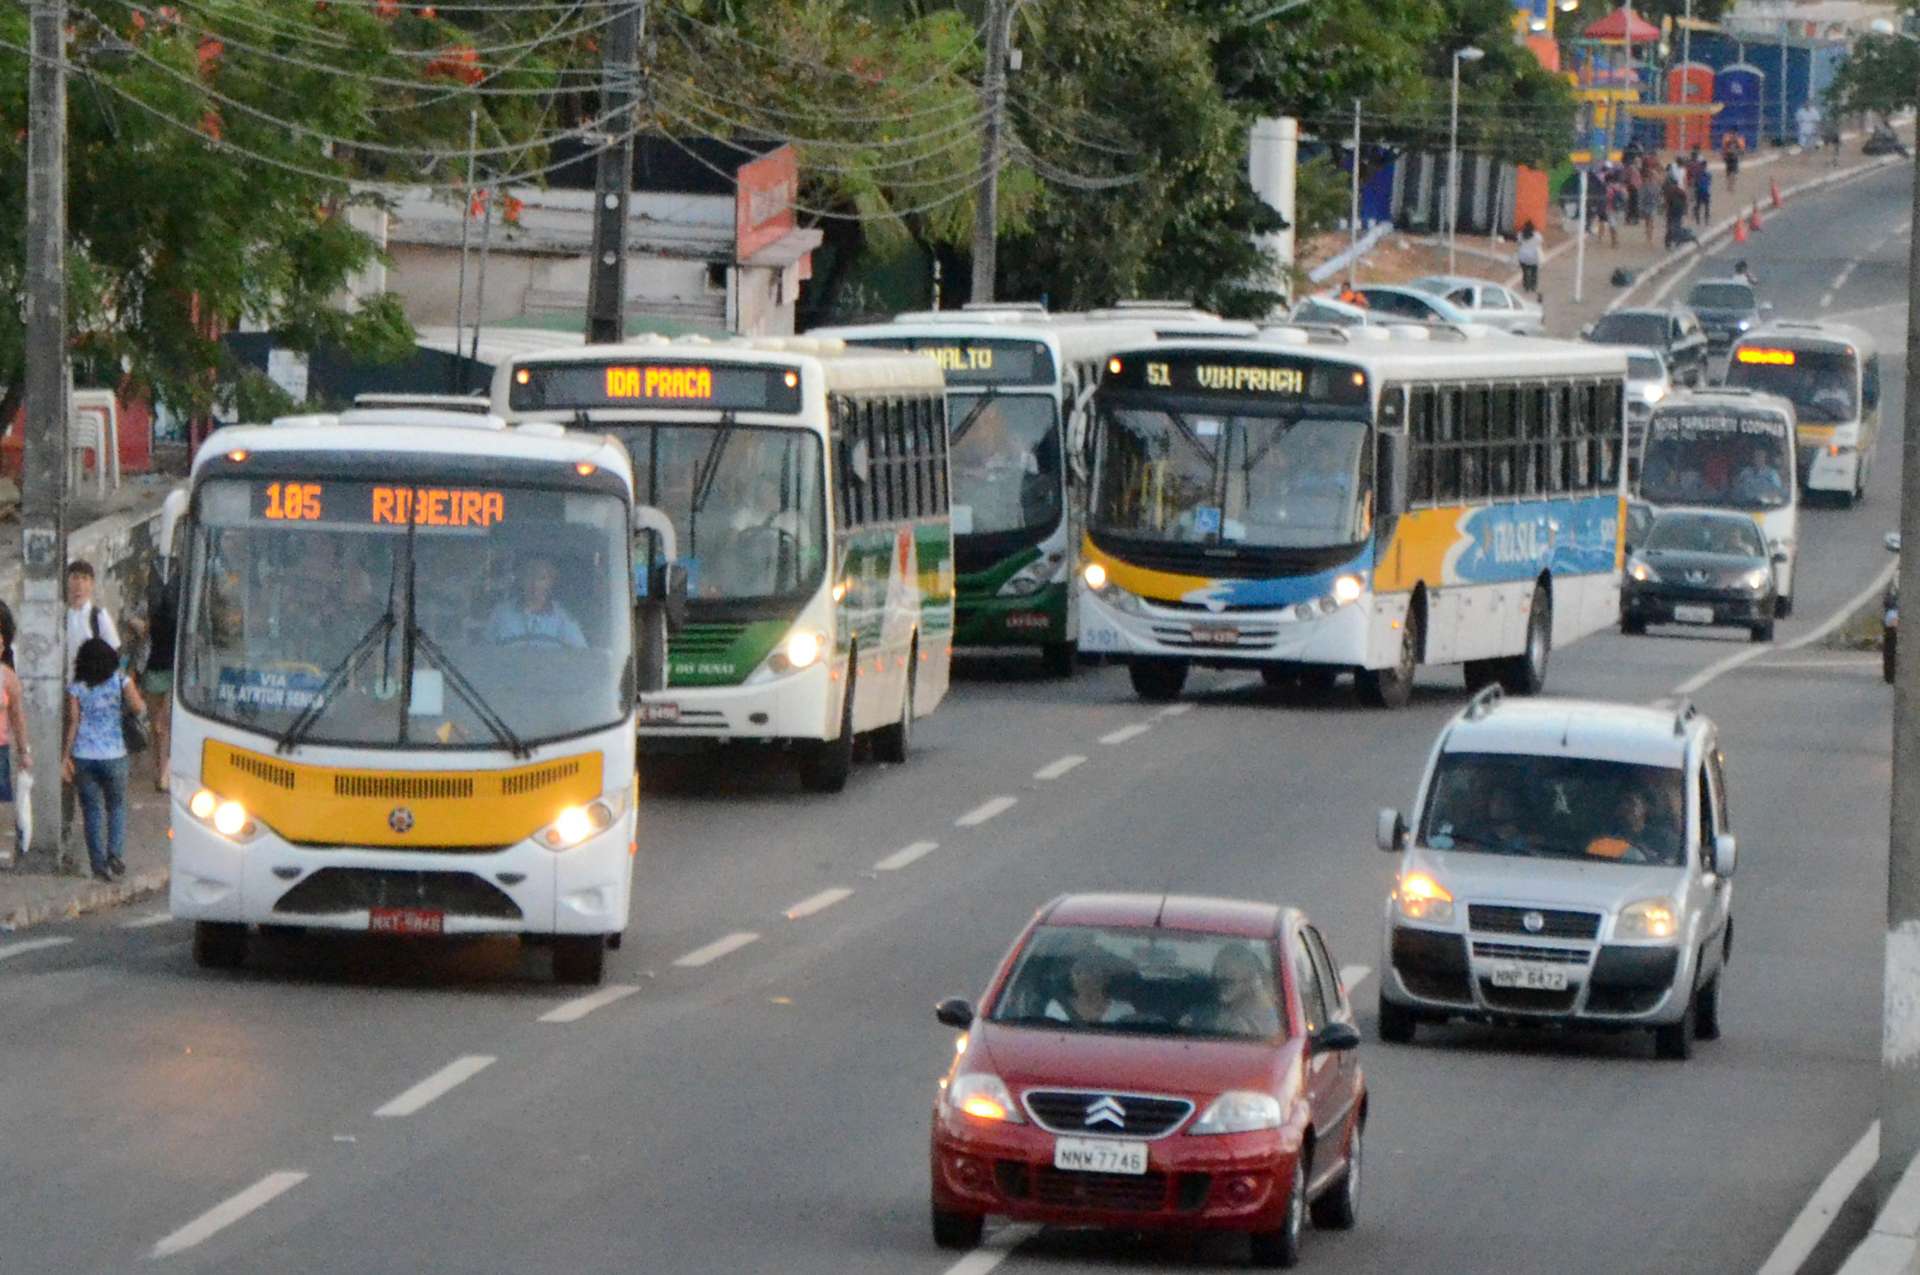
[929,893,1366,1268]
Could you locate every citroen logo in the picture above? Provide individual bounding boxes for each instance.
[1523,910,1546,934]
[1084,1095,1127,1129]
[388,807,415,835]
[1687,569,1709,584]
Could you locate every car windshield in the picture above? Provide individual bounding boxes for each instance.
[1590,313,1668,346]
[1687,283,1754,310]
[1627,355,1665,381]
[179,477,632,749]
[1724,348,1859,423]
[1645,514,1766,557]
[990,924,1285,1040]
[1090,408,1369,550]
[947,392,1062,538]
[617,423,827,603]
[1638,413,1792,509]
[1423,751,1689,867]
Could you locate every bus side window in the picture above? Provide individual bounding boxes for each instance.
[909,398,930,517]
[1520,386,1547,497]
[1489,386,1517,499]
[865,401,891,522]
[831,396,856,529]
[897,398,920,520]
[933,396,951,513]
[1408,387,1435,505]
[1433,388,1463,502]
[1460,387,1489,502]
[1591,382,1623,487]
[1561,384,1591,491]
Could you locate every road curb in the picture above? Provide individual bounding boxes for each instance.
[0,866,168,933]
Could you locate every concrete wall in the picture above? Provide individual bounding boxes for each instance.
[0,498,175,666]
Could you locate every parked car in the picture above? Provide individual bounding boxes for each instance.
[1350,285,1477,326]
[1887,531,1901,685]
[1408,275,1546,334]
[1622,508,1785,642]
[1683,279,1769,352]
[1581,307,1710,387]
[1376,687,1736,1061]
[930,892,1366,1267]
[1623,347,1672,462]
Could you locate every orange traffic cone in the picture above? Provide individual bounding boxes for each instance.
[1733,216,1749,244]
[1749,205,1764,232]
[1770,176,1783,208]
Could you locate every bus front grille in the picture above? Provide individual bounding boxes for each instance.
[272,868,523,920]
[333,774,476,800]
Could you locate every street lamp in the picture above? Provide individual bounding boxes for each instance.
[1448,46,1486,276]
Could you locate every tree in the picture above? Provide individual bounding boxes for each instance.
[1826,33,1920,120]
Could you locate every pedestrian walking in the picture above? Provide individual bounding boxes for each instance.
[61,560,118,869]
[1640,156,1660,244]
[1663,176,1689,248]
[1723,131,1744,193]
[1692,164,1712,225]
[1515,220,1543,298]
[0,623,31,867]
[129,563,176,793]
[62,636,143,883]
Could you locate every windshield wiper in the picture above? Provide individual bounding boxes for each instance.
[275,536,407,755]
[691,411,738,516]
[949,387,1002,445]
[407,624,530,759]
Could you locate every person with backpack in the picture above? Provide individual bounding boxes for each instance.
[63,636,144,882]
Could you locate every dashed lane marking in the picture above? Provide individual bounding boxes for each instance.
[672,931,760,968]
[1157,703,1194,717]
[373,1055,496,1118]
[150,1171,308,1260]
[1099,723,1152,746]
[939,1223,1041,1275]
[1821,291,1836,309]
[539,983,640,1024]
[956,796,1017,828]
[0,937,73,963]
[785,887,853,920]
[1757,1122,1877,1275]
[1671,560,1896,696]
[875,840,939,872]
[121,912,175,929]
[1033,755,1086,781]
[1340,964,1373,993]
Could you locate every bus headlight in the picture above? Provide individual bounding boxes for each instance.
[189,788,218,821]
[999,550,1066,598]
[1082,561,1108,591]
[1331,573,1365,607]
[187,788,259,842]
[541,798,619,851]
[783,628,824,669]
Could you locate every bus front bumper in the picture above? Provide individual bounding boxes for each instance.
[1077,585,1374,667]
[954,582,1068,647]
[637,660,839,747]
[1801,443,1860,492]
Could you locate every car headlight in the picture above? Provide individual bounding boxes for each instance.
[1191,1090,1283,1135]
[1395,870,1454,924]
[539,793,622,851]
[1627,557,1658,583]
[1000,550,1066,598]
[1737,318,1752,331]
[1082,561,1109,591]
[1330,573,1365,607]
[948,1073,1025,1123]
[1617,897,1679,940]
[1741,567,1771,591]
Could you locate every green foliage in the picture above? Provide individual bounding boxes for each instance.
[1826,34,1920,120]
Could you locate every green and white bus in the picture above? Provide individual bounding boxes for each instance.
[491,337,953,792]
[812,313,1155,676]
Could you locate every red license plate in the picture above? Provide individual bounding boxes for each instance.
[1192,625,1240,645]
[639,701,681,723]
[369,907,444,936]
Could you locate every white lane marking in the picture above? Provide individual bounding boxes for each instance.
[1834,261,1858,292]
[1821,291,1836,309]
[672,931,760,968]
[1033,754,1086,781]
[151,1171,308,1260]
[956,796,1017,828]
[875,840,939,871]
[939,1222,1041,1275]
[1157,703,1194,717]
[1757,656,1883,671]
[1099,722,1152,746]
[538,983,640,1024]
[1339,964,1373,993]
[373,1055,496,1118]
[121,912,175,929]
[0,937,73,963]
[1756,1122,1878,1275]
[785,887,853,920]
[1671,559,1897,696]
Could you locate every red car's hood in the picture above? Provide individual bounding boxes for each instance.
[975,1021,1294,1101]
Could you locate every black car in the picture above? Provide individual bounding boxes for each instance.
[1684,279,1770,353]
[1622,509,1784,642]
[1583,307,1710,387]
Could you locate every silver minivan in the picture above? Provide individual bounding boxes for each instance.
[1375,688,1735,1060]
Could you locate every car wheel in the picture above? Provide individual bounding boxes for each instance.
[1309,1122,1361,1230]
[1695,974,1722,1041]
[1654,995,1696,1060]
[872,642,915,765]
[1377,989,1417,1044]
[1128,657,1189,703]
[1497,584,1552,695]
[1356,606,1419,709]
[1750,620,1775,644]
[552,935,606,985]
[1249,1156,1306,1268]
[799,660,856,793]
[1621,614,1647,636]
[1775,594,1793,619]
[1041,640,1076,679]
[192,922,247,971]
[931,1205,984,1251]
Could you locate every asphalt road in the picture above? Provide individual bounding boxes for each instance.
[0,163,1910,1275]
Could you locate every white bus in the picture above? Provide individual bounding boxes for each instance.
[1079,326,1629,706]
[1726,320,1881,503]
[170,410,666,984]
[811,313,1155,675]
[492,337,954,791]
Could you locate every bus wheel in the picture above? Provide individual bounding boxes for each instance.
[1357,610,1419,709]
[874,645,915,765]
[193,922,248,971]
[553,935,606,985]
[800,664,857,793]
[1041,641,1076,679]
[1128,658,1188,702]
[1496,585,1552,695]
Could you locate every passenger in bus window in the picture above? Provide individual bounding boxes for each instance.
[1733,443,1787,505]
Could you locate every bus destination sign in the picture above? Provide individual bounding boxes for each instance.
[252,480,515,528]
[1650,411,1789,440]
[846,336,1054,386]
[1103,350,1368,406]
[509,361,804,413]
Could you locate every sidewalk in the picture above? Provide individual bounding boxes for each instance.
[1,775,170,932]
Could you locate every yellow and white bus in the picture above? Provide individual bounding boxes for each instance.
[492,337,954,791]
[1725,320,1881,504]
[1079,327,1629,706]
[170,409,660,983]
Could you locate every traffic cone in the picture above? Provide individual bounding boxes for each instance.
[1749,205,1764,232]
[1770,176,1783,209]
[1733,215,1749,244]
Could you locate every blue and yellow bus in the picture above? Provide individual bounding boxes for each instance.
[1078,328,1629,706]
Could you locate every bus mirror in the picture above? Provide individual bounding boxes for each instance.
[632,503,678,563]
[1375,432,1409,518]
[649,563,689,632]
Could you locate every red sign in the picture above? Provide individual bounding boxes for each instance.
[735,146,798,260]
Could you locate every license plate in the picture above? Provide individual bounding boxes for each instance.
[639,701,681,723]
[1489,963,1568,991]
[1672,604,1716,625]
[1191,625,1240,646]
[369,907,443,937]
[1053,1137,1149,1175]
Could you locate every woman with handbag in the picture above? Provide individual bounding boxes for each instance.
[62,636,145,882]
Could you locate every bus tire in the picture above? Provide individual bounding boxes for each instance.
[1041,641,1076,679]
[873,643,915,765]
[1356,606,1419,709]
[799,663,857,793]
[1496,584,1552,695]
[1128,658,1188,702]
[553,935,606,985]
[193,922,247,971]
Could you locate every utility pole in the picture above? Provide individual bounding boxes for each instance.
[587,0,643,344]
[970,0,1011,304]
[1347,98,1361,288]
[22,0,69,864]
[452,107,478,388]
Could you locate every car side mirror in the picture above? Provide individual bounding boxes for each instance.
[1888,532,1903,554]
[935,997,975,1029]
[1376,808,1407,853]
[1311,1022,1362,1053]
[1712,833,1737,878]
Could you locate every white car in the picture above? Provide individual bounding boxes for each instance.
[1408,275,1546,335]
[1375,688,1736,1060]
[1623,346,1672,460]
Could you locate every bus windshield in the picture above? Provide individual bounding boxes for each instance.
[948,392,1061,538]
[615,424,827,603]
[179,478,632,749]
[1725,349,1859,423]
[1638,413,1792,509]
[1091,407,1369,550]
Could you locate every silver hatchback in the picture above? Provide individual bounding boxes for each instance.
[1374,688,1736,1060]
